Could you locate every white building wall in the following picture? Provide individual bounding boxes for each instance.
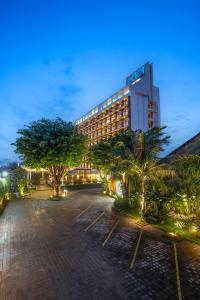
[130,91,149,131]
[129,62,160,131]
[153,86,160,126]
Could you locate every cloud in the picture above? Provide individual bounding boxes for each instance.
[0,52,200,160]
[0,59,82,159]
[163,112,199,156]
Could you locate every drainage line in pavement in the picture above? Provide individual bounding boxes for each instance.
[102,219,119,247]
[72,205,92,222]
[84,212,105,232]
[130,229,143,269]
[173,242,182,300]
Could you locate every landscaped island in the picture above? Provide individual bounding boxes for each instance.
[88,126,200,243]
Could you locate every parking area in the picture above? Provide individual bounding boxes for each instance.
[0,188,199,300]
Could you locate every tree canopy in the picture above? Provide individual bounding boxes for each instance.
[13,118,88,196]
[13,118,87,168]
[88,126,172,215]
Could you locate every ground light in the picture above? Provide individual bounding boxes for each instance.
[5,192,10,200]
[169,232,177,237]
[191,225,198,232]
[62,189,68,198]
[175,221,184,228]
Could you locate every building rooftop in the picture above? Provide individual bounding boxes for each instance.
[168,131,200,156]
[75,63,147,125]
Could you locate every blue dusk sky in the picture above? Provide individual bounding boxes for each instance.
[0,0,200,160]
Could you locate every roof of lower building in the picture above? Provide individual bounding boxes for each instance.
[168,131,200,156]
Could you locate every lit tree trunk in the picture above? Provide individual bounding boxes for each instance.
[127,176,132,198]
[54,183,60,197]
[122,173,129,206]
[100,172,110,194]
[140,176,147,218]
[48,166,68,197]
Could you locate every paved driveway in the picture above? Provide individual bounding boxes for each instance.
[0,189,199,300]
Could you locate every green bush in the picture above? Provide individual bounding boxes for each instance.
[0,181,7,198]
[7,166,28,196]
[113,195,129,211]
[0,196,9,216]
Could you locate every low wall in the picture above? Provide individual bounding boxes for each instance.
[65,183,102,190]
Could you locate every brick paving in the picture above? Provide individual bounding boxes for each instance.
[0,188,200,300]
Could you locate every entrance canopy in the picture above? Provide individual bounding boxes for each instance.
[21,165,47,172]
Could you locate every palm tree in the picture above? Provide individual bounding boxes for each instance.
[135,126,170,161]
[88,127,172,215]
[110,127,171,202]
[126,159,175,218]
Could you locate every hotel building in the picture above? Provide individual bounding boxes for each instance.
[75,62,160,146]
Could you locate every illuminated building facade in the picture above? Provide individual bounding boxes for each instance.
[75,62,160,146]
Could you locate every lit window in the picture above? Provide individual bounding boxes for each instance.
[124,87,129,95]
[107,98,112,105]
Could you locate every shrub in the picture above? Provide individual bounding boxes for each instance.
[113,194,129,211]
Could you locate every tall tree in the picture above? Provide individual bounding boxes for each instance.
[88,127,173,216]
[110,127,170,198]
[7,163,27,196]
[88,141,115,193]
[126,159,175,217]
[13,118,88,196]
[172,155,200,196]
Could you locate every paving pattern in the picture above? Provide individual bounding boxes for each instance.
[0,188,200,300]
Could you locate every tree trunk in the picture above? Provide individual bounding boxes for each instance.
[127,177,132,198]
[121,174,129,207]
[54,184,60,197]
[140,177,146,219]
[48,166,68,197]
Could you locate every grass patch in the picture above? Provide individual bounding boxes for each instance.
[154,216,200,244]
[113,202,200,244]
[114,205,140,220]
